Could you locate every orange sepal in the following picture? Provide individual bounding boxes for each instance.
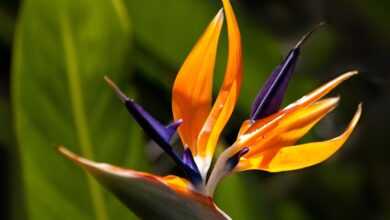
[236,104,362,172]
[195,0,242,176]
[172,10,224,151]
[245,97,340,156]
[236,71,357,148]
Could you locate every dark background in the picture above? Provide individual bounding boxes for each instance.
[1,0,389,219]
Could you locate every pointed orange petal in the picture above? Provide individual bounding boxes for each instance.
[243,71,358,136]
[281,70,357,115]
[236,104,362,172]
[172,10,224,151]
[236,71,358,147]
[58,147,230,220]
[245,97,340,156]
[237,120,252,137]
[237,97,338,152]
[195,0,242,176]
[278,97,340,130]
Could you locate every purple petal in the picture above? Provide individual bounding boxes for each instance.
[104,77,202,185]
[250,23,325,121]
[225,147,250,171]
[124,99,203,185]
[250,48,299,121]
[182,148,200,174]
[165,119,183,142]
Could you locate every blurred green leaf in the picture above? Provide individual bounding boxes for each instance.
[215,174,266,220]
[355,0,390,37]
[12,0,147,219]
[275,200,309,220]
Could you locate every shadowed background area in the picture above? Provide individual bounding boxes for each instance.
[0,0,389,219]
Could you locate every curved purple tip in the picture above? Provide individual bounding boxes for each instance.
[294,22,326,49]
[165,119,183,142]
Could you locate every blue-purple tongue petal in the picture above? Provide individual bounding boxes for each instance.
[250,23,325,121]
[225,147,250,171]
[250,49,299,121]
[104,76,202,185]
[125,100,202,185]
[104,76,176,143]
[182,149,201,174]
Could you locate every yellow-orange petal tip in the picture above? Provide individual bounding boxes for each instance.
[58,146,84,166]
[346,70,359,77]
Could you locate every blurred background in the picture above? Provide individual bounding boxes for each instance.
[1,0,389,219]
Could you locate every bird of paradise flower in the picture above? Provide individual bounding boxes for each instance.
[58,0,362,219]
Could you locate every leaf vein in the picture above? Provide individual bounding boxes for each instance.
[61,15,109,220]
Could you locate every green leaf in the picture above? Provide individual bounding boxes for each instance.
[59,147,231,220]
[215,174,267,220]
[12,0,145,219]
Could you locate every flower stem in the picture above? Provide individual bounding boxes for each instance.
[205,144,239,196]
